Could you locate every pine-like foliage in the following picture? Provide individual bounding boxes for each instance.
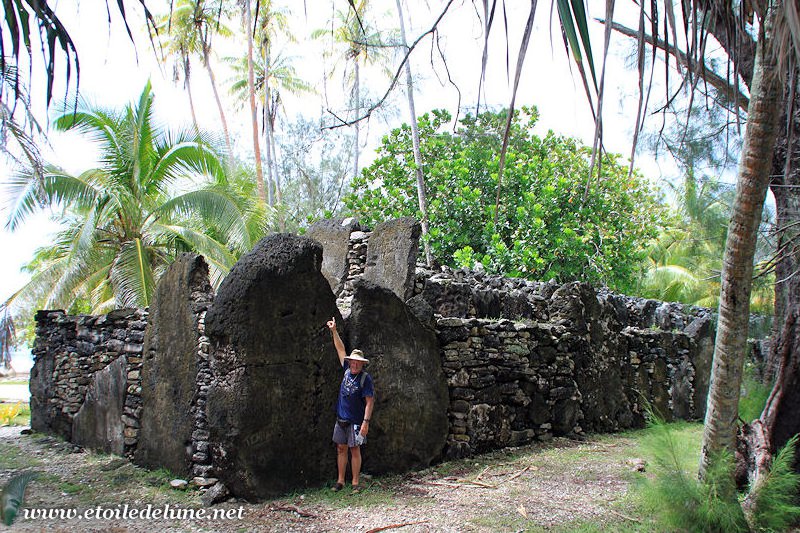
[640,417,748,532]
[748,435,800,531]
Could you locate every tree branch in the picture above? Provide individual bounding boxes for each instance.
[323,0,457,129]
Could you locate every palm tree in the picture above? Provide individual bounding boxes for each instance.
[155,0,235,161]
[3,82,255,311]
[240,0,266,203]
[313,0,390,180]
[699,6,785,481]
[254,1,308,208]
[226,52,313,205]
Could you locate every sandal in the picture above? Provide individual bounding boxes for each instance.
[351,485,361,494]
[331,482,344,492]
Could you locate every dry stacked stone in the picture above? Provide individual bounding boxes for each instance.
[30,308,147,449]
[29,218,728,501]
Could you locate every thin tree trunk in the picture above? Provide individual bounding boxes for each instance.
[203,47,234,161]
[269,116,281,203]
[243,0,266,202]
[184,67,201,135]
[263,53,275,206]
[263,100,275,206]
[353,60,360,179]
[395,0,432,266]
[699,14,782,479]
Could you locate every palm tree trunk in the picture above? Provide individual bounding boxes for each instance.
[699,13,782,479]
[203,46,234,161]
[185,70,201,136]
[243,0,266,203]
[396,0,432,267]
[263,52,276,206]
[269,116,281,204]
[263,104,275,206]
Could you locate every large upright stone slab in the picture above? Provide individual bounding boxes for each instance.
[363,217,420,301]
[135,254,211,476]
[306,217,361,296]
[347,279,449,474]
[72,355,127,454]
[203,234,342,499]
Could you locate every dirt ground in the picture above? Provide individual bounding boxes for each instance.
[0,424,658,532]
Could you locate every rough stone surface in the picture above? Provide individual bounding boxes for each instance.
[201,482,230,506]
[306,217,361,296]
[363,217,420,301]
[72,355,127,454]
[135,254,211,476]
[30,309,147,446]
[347,279,449,473]
[31,220,730,502]
[204,234,342,499]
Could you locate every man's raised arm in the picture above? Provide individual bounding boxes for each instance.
[326,317,346,366]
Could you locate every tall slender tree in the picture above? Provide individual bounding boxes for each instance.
[394,0,432,266]
[155,0,235,158]
[240,0,267,203]
[226,52,312,208]
[313,0,389,180]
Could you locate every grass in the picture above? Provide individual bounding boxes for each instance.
[290,476,400,509]
[0,379,30,386]
[739,363,772,422]
[0,441,43,470]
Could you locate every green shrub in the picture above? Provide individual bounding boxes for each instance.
[639,414,800,532]
[639,417,748,532]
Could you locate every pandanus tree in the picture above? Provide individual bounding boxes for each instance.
[3,82,256,312]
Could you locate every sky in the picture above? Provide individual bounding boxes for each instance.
[0,0,726,317]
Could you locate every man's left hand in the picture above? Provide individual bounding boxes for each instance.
[360,421,369,437]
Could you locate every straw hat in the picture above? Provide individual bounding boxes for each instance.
[344,349,369,363]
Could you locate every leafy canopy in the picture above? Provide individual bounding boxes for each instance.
[346,108,664,292]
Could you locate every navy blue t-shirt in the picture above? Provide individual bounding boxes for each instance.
[336,360,374,424]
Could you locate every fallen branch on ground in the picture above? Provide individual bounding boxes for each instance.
[455,478,496,488]
[475,465,492,481]
[366,520,429,533]
[269,504,317,518]
[498,465,531,484]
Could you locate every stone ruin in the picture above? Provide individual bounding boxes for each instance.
[29,217,716,501]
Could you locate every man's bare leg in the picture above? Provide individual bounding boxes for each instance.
[336,444,348,486]
[350,445,362,487]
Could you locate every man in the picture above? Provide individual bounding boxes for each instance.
[326,317,375,493]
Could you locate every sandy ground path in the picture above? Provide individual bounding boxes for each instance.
[0,425,656,532]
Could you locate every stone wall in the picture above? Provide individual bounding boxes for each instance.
[318,221,715,459]
[30,308,147,454]
[29,218,718,500]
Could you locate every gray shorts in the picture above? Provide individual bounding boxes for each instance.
[332,419,365,447]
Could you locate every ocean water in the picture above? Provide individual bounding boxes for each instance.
[8,347,33,373]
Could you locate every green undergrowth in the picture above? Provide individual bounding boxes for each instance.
[739,360,772,422]
[633,415,800,533]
